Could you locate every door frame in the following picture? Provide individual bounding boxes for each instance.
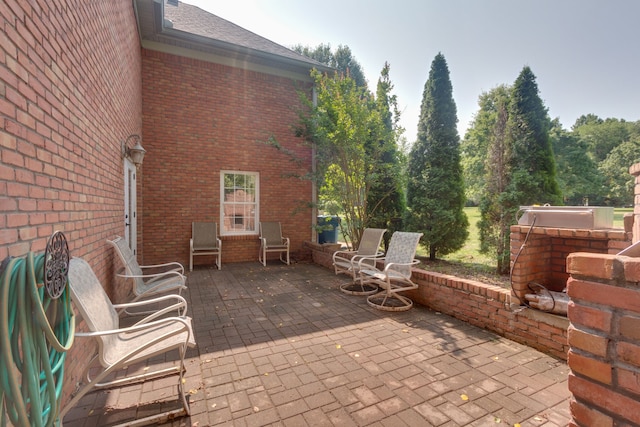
[124,160,138,255]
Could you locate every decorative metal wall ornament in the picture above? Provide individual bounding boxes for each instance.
[44,231,70,299]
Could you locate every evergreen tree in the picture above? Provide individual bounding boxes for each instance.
[406,53,468,259]
[293,43,367,89]
[506,66,562,207]
[477,88,513,274]
[461,85,511,205]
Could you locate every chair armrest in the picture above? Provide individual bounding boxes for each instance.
[351,251,384,263]
[382,259,420,276]
[112,294,189,319]
[139,261,185,275]
[332,250,356,262]
[283,237,290,246]
[356,254,387,269]
[75,315,191,338]
[117,269,186,281]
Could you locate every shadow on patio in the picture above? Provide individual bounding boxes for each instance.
[63,261,570,426]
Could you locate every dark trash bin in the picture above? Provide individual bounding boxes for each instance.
[317,215,340,244]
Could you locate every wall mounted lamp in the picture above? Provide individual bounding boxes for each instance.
[121,134,146,168]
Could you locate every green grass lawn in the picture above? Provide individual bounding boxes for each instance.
[415,206,630,287]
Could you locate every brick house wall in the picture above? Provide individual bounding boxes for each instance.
[1,0,142,411]
[140,49,314,267]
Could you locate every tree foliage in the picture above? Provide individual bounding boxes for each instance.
[294,61,404,249]
[506,66,562,207]
[461,85,511,205]
[477,88,512,273]
[598,138,640,206]
[292,43,367,88]
[550,120,605,205]
[366,63,406,249]
[469,67,561,273]
[572,117,640,205]
[406,53,468,259]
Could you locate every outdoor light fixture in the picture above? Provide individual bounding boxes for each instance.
[121,134,146,167]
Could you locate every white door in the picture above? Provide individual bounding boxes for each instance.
[124,160,138,255]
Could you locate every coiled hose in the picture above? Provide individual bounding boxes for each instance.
[0,251,75,427]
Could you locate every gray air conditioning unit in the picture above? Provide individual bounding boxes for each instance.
[517,206,614,230]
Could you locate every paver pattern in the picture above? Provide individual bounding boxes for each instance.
[63,261,571,426]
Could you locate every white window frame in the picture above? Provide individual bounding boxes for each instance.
[220,171,259,236]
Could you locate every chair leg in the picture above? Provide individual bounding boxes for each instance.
[280,250,289,265]
[189,253,193,272]
[259,245,266,266]
[366,290,414,312]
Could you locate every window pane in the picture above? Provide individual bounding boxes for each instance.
[221,171,259,235]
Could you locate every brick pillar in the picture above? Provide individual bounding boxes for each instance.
[629,162,640,244]
[566,252,640,426]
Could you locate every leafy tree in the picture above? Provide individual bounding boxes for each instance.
[461,85,511,205]
[477,89,512,273]
[366,62,406,250]
[294,67,404,249]
[406,53,468,259]
[550,120,605,205]
[573,116,631,163]
[598,136,640,206]
[506,66,562,207]
[571,116,640,205]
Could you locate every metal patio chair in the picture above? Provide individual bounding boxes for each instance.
[190,222,222,271]
[60,257,196,425]
[259,222,290,266]
[335,228,386,295]
[107,236,186,307]
[357,231,423,311]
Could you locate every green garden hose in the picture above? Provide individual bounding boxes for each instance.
[0,251,75,427]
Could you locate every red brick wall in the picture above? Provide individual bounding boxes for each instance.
[510,226,631,301]
[140,50,314,267]
[567,253,640,426]
[1,0,141,412]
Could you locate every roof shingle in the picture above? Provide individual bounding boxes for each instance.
[164,1,325,68]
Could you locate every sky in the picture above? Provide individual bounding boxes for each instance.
[183,0,639,142]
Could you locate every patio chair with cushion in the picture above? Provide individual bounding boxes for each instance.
[357,231,423,312]
[190,222,222,271]
[335,228,386,295]
[60,257,196,424]
[259,222,290,266]
[107,236,186,308]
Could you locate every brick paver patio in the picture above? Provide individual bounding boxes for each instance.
[63,261,571,426]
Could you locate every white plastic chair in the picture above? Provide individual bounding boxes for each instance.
[357,231,423,311]
[60,257,196,425]
[335,228,386,295]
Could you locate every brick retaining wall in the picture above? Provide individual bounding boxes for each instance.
[306,243,570,360]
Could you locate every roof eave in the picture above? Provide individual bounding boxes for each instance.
[145,0,332,77]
